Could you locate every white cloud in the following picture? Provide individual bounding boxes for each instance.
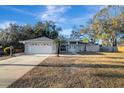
[60,28,72,36]
[0,21,16,29]
[99,5,108,10]
[1,6,36,17]
[39,5,71,23]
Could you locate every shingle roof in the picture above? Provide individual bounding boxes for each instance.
[20,37,54,43]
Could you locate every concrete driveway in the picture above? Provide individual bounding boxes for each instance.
[0,55,48,88]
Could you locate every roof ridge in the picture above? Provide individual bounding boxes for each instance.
[20,36,54,43]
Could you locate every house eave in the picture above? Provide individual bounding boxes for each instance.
[19,40,54,44]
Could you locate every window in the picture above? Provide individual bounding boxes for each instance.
[32,44,35,46]
[70,42,76,44]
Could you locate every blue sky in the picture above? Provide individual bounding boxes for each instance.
[0,5,105,36]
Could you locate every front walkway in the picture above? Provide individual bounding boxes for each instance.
[0,55,48,88]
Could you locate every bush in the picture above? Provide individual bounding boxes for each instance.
[4,47,10,55]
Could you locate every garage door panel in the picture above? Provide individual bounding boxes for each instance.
[27,43,53,54]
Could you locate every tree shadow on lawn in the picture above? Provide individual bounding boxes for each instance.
[78,52,123,55]
[93,73,124,78]
[57,56,124,59]
[1,63,124,69]
[107,57,124,59]
[77,52,105,55]
[60,52,106,55]
[39,63,124,69]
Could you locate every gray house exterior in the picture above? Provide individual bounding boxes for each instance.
[60,39,100,53]
[20,37,100,54]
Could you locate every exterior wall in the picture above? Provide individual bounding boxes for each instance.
[86,45,100,52]
[52,41,57,54]
[66,44,100,52]
[67,44,79,52]
[67,44,86,52]
[61,43,100,53]
[66,40,100,52]
[24,43,28,54]
[79,44,85,52]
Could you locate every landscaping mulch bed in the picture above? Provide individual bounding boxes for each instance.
[8,53,124,88]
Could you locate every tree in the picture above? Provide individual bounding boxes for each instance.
[70,25,80,39]
[90,6,124,47]
[33,21,61,39]
[0,21,62,50]
[21,24,35,40]
[0,23,21,47]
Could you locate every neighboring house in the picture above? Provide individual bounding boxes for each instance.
[60,39,100,53]
[20,37,57,54]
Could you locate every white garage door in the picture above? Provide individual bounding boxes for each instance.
[27,42,53,54]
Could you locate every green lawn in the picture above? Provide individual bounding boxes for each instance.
[9,52,124,88]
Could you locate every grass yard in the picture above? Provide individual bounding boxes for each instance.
[8,52,124,88]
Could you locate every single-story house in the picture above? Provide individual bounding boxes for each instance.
[20,37,57,54]
[20,37,100,54]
